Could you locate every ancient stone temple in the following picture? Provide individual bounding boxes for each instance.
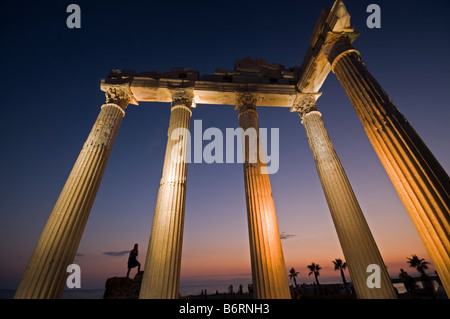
[15,0,449,299]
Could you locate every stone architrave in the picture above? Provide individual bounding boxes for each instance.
[292,93,397,299]
[324,32,450,295]
[15,0,449,301]
[139,88,194,299]
[235,92,291,299]
[14,83,136,299]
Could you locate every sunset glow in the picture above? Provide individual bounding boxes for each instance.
[1,0,448,298]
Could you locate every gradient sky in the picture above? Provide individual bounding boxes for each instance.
[1,0,449,290]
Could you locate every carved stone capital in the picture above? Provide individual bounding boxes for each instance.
[101,83,138,110]
[235,92,258,112]
[171,88,195,109]
[235,92,259,121]
[322,31,360,66]
[290,93,322,119]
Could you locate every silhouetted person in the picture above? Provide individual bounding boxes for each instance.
[126,243,141,278]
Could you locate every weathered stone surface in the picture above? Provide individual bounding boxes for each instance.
[139,89,193,299]
[14,88,135,299]
[236,92,291,299]
[295,0,450,297]
[294,97,397,299]
[15,0,449,302]
[296,0,356,94]
[103,56,300,108]
[103,271,143,299]
[331,48,450,296]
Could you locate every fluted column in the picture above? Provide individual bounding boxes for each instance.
[15,83,135,299]
[235,92,291,299]
[325,32,450,296]
[140,88,194,299]
[292,93,397,299]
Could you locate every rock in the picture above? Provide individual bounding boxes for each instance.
[103,271,143,299]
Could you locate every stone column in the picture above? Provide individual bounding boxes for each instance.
[140,88,194,299]
[292,93,397,299]
[235,92,291,299]
[325,32,450,295]
[14,83,135,299]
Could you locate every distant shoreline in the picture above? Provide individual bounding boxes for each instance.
[1,275,446,299]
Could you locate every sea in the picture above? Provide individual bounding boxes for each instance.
[0,282,440,299]
[0,283,248,299]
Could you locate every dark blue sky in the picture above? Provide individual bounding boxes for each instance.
[1,0,449,289]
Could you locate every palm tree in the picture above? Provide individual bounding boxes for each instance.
[289,268,299,288]
[407,254,434,296]
[307,262,322,286]
[407,255,429,276]
[332,258,348,286]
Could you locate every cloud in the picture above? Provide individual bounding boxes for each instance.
[280,232,296,240]
[103,250,129,257]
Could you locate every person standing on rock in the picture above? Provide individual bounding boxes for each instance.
[126,243,141,278]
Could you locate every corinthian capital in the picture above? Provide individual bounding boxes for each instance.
[101,82,138,110]
[235,92,258,112]
[171,88,195,109]
[291,93,322,119]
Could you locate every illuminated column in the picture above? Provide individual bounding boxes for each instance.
[140,88,194,299]
[325,32,450,295]
[292,93,397,299]
[236,92,291,299]
[15,83,136,299]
